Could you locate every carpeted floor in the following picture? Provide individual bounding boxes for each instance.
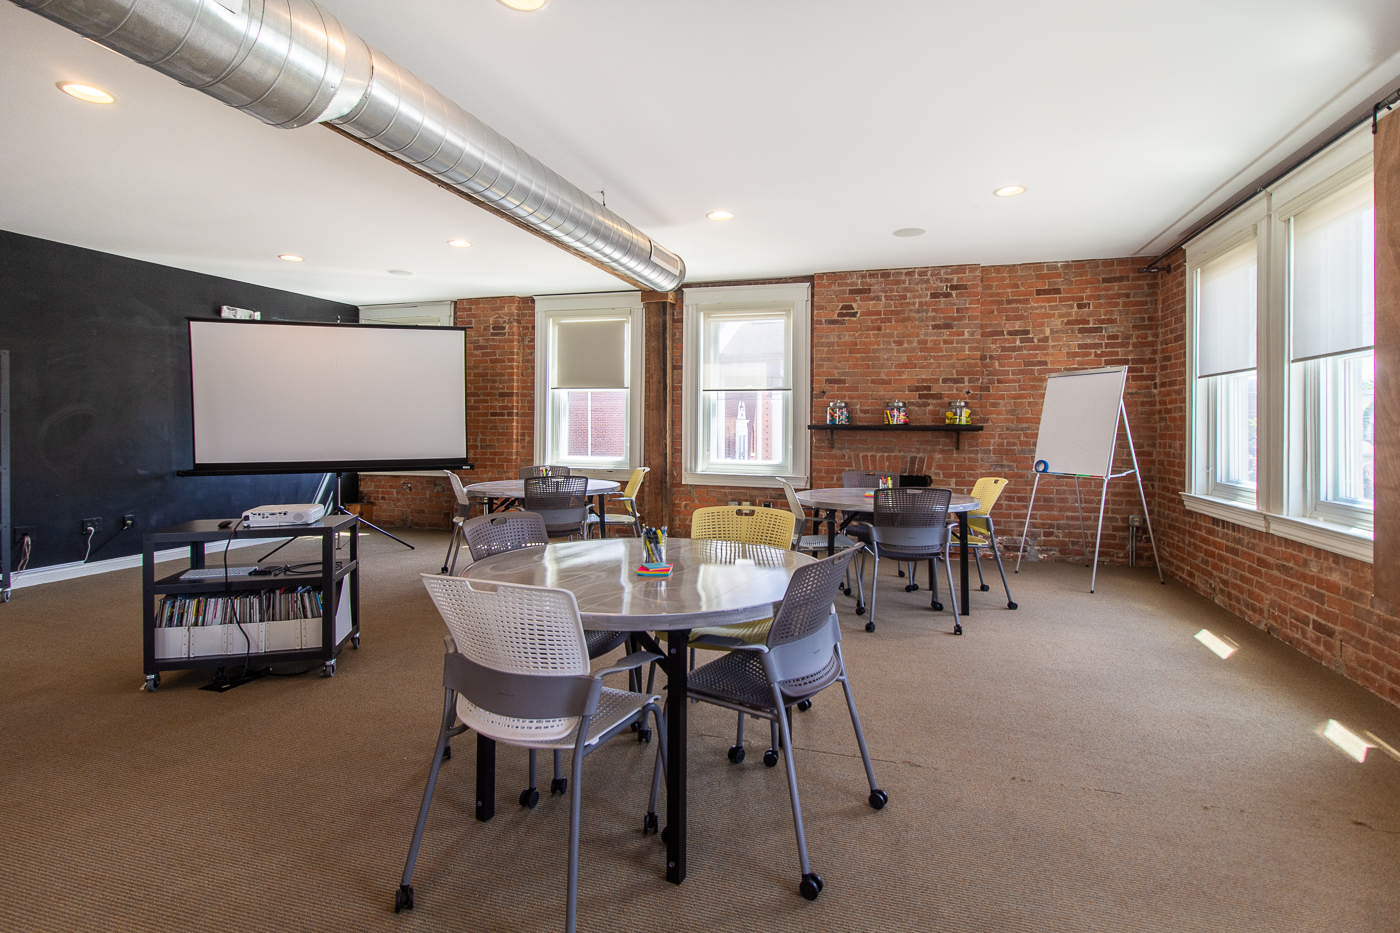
[1,528,1398,932]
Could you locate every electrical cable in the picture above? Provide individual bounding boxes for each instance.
[16,533,32,573]
[223,523,255,683]
[80,525,96,563]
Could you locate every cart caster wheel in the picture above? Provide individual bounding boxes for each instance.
[637,728,652,743]
[352,634,360,649]
[144,673,160,692]
[800,872,823,900]
[855,604,865,616]
[394,884,414,913]
[932,601,943,612]
[442,745,451,761]
[953,623,963,635]
[796,699,812,712]
[727,745,745,764]
[842,586,852,596]
[643,813,658,834]
[550,777,568,796]
[661,826,669,843]
[519,788,540,809]
[323,659,336,677]
[763,749,780,767]
[1,589,9,602]
[869,789,888,810]
[864,621,875,633]
[980,584,990,592]
[1008,601,1018,610]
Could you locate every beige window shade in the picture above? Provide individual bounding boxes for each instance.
[554,319,628,389]
[1197,238,1258,378]
[1290,178,1375,362]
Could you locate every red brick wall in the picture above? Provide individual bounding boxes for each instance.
[1151,250,1400,706]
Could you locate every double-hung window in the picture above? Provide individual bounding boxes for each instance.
[534,292,644,474]
[682,283,811,486]
[1195,237,1260,503]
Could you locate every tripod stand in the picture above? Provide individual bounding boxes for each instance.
[259,472,414,565]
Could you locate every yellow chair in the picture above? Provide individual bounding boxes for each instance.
[688,506,798,646]
[587,467,649,537]
[953,477,1017,610]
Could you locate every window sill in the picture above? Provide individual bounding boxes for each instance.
[682,471,808,489]
[1180,493,1372,563]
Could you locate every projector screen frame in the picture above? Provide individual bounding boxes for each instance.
[178,317,473,477]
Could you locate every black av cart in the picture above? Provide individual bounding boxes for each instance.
[141,515,359,691]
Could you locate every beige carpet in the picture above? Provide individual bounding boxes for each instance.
[1,529,1398,932]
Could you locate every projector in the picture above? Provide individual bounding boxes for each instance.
[242,503,327,527]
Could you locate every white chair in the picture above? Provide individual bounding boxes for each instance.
[396,575,666,933]
[440,471,474,574]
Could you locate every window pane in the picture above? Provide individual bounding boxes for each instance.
[704,390,789,465]
[1213,370,1257,489]
[558,389,626,460]
[703,315,789,389]
[1322,352,1374,506]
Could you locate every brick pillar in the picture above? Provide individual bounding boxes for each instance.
[641,290,675,530]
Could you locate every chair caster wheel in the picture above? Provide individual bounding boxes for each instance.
[442,745,452,761]
[980,584,990,592]
[869,789,888,810]
[630,721,640,731]
[661,826,670,843]
[799,872,823,900]
[643,813,658,834]
[932,601,943,611]
[897,568,905,578]
[727,745,745,764]
[1008,601,1018,610]
[763,749,780,767]
[551,777,568,795]
[520,788,540,808]
[855,605,865,615]
[904,584,919,593]
[394,884,414,913]
[953,623,963,635]
[864,621,875,633]
[796,699,812,712]
[842,586,852,596]
[637,728,652,744]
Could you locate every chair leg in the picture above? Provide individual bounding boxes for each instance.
[398,687,455,907]
[854,551,868,616]
[771,684,819,898]
[729,711,746,762]
[943,546,962,635]
[442,524,460,575]
[975,547,988,590]
[565,719,590,933]
[834,643,884,804]
[904,560,919,593]
[518,749,540,808]
[986,519,1017,610]
[551,749,567,795]
[865,552,880,632]
[646,702,668,834]
[928,558,943,611]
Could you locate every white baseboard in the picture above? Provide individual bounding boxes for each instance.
[7,537,289,591]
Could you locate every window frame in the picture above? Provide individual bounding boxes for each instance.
[533,291,645,478]
[682,283,812,488]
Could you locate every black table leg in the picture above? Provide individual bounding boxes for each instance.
[959,511,971,617]
[826,509,836,556]
[475,734,495,822]
[665,628,688,884]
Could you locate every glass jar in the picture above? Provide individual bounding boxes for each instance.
[885,399,909,425]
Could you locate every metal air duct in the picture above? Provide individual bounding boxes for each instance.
[13,0,686,292]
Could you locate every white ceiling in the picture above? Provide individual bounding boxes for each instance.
[2,0,1399,306]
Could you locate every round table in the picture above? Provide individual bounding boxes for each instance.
[463,478,620,523]
[796,487,980,616]
[464,537,813,886]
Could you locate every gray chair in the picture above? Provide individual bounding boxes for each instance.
[397,575,665,933]
[685,546,886,901]
[440,471,475,573]
[523,475,591,539]
[519,464,571,478]
[841,469,903,583]
[847,486,961,635]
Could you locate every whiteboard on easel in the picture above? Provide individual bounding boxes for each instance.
[1031,367,1127,478]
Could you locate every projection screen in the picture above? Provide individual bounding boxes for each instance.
[187,319,468,474]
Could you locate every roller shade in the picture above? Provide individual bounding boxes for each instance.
[1197,239,1258,378]
[554,319,628,389]
[702,313,790,389]
[1290,179,1376,362]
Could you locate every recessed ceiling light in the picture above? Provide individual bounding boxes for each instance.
[57,82,114,104]
[388,269,413,276]
[498,0,547,9]
[994,185,1027,197]
[706,211,734,222]
[278,254,304,262]
[893,228,926,238]
[447,239,472,248]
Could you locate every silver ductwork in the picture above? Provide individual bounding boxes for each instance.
[14,0,686,291]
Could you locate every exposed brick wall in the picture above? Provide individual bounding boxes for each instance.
[1151,250,1400,707]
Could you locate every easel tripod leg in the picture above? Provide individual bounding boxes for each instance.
[1016,472,1042,573]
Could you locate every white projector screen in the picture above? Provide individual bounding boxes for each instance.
[188,319,468,474]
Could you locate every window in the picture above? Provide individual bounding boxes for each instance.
[1183,124,1374,560]
[683,283,811,486]
[534,292,644,473]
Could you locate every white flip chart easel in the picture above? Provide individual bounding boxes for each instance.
[1014,366,1163,592]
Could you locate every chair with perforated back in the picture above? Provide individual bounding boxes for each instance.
[396,575,665,932]
[585,466,649,538]
[953,477,1017,610]
[779,477,856,593]
[440,471,475,573]
[519,464,571,478]
[847,486,962,634]
[691,505,797,550]
[685,546,886,901]
[523,475,591,539]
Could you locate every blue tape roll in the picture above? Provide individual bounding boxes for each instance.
[1034,460,1049,473]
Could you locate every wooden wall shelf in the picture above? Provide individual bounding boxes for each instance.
[807,423,985,450]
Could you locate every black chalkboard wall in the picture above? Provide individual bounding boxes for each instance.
[0,229,359,570]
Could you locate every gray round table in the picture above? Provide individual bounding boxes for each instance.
[463,478,620,523]
[796,487,980,616]
[463,536,813,886]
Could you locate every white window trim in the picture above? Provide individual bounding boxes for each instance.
[1181,123,1376,561]
[682,283,811,488]
[533,291,644,478]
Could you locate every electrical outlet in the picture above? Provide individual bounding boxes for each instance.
[122,514,136,530]
[12,526,35,547]
[81,517,102,535]
[1127,515,1144,528]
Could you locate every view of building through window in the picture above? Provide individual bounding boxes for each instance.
[561,389,626,459]
[702,315,789,466]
